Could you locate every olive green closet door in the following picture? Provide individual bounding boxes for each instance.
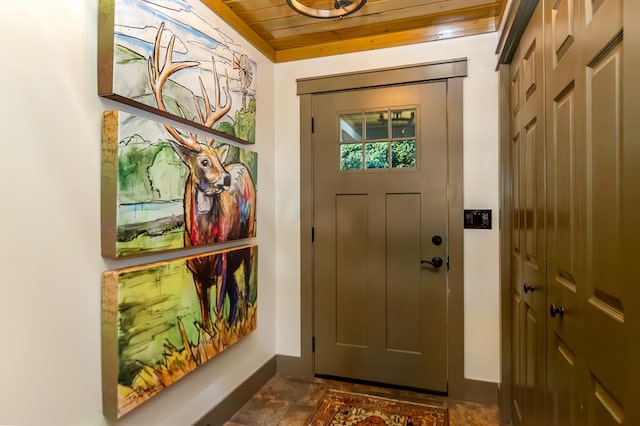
[509,2,547,425]
[545,0,626,424]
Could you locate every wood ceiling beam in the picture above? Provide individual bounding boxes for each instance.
[274,16,497,62]
[202,0,499,63]
[200,0,277,62]
[254,0,497,33]
[266,4,499,50]
[233,0,482,25]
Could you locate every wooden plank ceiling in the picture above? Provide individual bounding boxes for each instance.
[201,0,504,62]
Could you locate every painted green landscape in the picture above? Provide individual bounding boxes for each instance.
[102,110,258,258]
[100,1,261,419]
[103,245,258,418]
[102,0,258,145]
[114,42,257,143]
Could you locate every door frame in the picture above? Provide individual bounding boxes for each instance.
[624,1,640,424]
[278,58,494,403]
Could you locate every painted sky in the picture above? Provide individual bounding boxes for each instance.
[113,0,256,97]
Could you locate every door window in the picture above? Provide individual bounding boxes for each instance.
[338,108,418,171]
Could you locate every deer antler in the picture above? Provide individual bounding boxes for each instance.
[148,22,202,152]
[196,56,232,129]
[148,23,233,153]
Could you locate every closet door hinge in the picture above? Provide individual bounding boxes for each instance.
[312,336,316,352]
[311,117,315,133]
[312,227,315,243]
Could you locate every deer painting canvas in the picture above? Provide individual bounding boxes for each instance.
[98,0,256,144]
[102,110,257,258]
[102,244,258,418]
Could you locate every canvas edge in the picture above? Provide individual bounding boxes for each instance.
[106,243,256,273]
[100,108,258,259]
[101,111,119,258]
[252,245,259,307]
[101,271,120,419]
[102,244,258,418]
[97,0,115,96]
[108,95,257,146]
[95,0,256,145]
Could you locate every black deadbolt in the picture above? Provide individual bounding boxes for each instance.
[432,235,443,246]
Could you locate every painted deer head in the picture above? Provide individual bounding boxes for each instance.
[171,141,232,195]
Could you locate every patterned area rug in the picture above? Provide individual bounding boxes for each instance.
[306,389,449,425]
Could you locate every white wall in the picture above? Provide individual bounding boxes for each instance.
[0,2,276,425]
[0,4,500,423]
[274,33,501,383]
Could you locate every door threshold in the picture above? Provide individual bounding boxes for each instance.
[314,374,448,397]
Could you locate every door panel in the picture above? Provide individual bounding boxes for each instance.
[545,0,583,422]
[523,120,538,268]
[524,307,539,423]
[548,334,581,426]
[584,35,625,426]
[507,0,628,424]
[549,85,581,351]
[522,117,544,313]
[545,0,625,424]
[547,69,584,426]
[509,3,545,425]
[512,291,524,424]
[386,193,422,353]
[313,82,448,392]
[588,376,625,425]
[335,194,368,347]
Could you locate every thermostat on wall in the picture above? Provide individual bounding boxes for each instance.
[464,209,492,229]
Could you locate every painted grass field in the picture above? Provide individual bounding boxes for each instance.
[103,246,258,417]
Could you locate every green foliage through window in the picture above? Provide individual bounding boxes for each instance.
[365,142,389,169]
[340,144,363,170]
[338,109,417,172]
[392,140,416,168]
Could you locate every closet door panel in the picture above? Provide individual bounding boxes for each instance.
[545,0,625,424]
[510,3,546,425]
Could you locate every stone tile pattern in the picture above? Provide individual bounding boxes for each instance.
[226,374,500,425]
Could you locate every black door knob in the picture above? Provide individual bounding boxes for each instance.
[422,257,444,268]
[432,235,443,246]
[550,304,565,318]
[523,283,535,293]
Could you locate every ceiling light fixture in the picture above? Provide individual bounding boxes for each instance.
[286,0,367,19]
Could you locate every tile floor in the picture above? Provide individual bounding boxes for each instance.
[225,374,500,425]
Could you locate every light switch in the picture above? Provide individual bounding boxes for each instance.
[464,209,492,229]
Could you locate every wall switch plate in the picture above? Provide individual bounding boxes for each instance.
[464,209,492,229]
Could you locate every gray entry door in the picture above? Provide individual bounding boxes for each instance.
[313,81,449,392]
